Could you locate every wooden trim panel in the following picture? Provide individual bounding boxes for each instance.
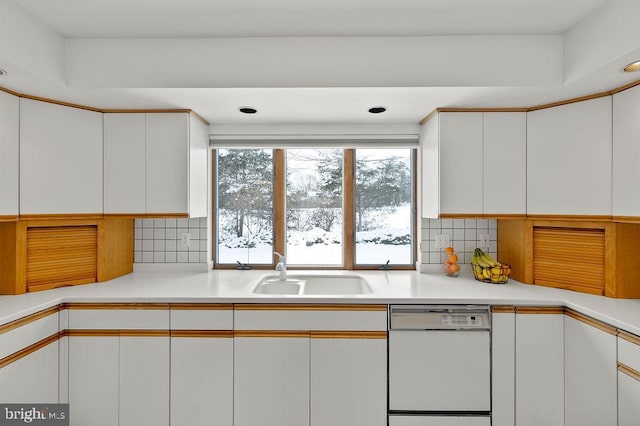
[310,331,387,339]
[171,330,234,338]
[491,306,515,314]
[419,79,640,125]
[527,215,612,222]
[0,333,60,369]
[234,304,387,311]
[564,309,618,336]
[234,330,310,338]
[515,306,564,315]
[619,330,640,346]
[0,306,59,335]
[613,216,640,224]
[65,329,170,337]
[62,303,169,310]
[343,149,355,269]
[170,304,233,310]
[0,215,18,222]
[618,362,640,382]
[19,214,104,221]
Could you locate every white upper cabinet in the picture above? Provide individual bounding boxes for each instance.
[103,113,146,214]
[439,112,483,215]
[20,99,103,215]
[613,84,640,218]
[104,112,208,217]
[527,97,612,216]
[483,113,526,215]
[0,91,19,218]
[421,111,526,218]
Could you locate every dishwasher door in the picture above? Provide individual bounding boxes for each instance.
[388,306,491,412]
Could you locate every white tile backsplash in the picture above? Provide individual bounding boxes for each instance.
[420,217,498,265]
[134,217,209,264]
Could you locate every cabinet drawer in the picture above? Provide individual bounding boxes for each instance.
[619,332,640,372]
[67,307,169,330]
[234,305,387,331]
[0,312,59,359]
[170,305,233,330]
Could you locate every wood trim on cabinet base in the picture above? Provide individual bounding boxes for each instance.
[491,306,516,314]
[170,330,234,338]
[0,215,17,222]
[618,362,640,382]
[0,332,60,369]
[170,304,233,310]
[233,304,387,311]
[618,330,640,346]
[310,331,387,339]
[64,329,170,337]
[565,309,618,336]
[62,303,170,310]
[234,330,310,338]
[515,307,564,315]
[0,306,59,335]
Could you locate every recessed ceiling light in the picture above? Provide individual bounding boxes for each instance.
[368,106,386,114]
[623,61,640,72]
[238,106,257,114]
[0,68,7,77]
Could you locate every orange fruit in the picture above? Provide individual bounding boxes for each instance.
[445,246,454,254]
[447,254,459,263]
[450,263,460,273]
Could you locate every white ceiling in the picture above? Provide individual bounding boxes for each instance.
[2,0,638,125]
[16,0,608,38]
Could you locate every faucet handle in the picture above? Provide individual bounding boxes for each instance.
[273,252,286,263]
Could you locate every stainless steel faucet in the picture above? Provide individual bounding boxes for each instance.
[274,252,287,281]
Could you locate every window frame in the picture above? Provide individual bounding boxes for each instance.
[212,148,417,270]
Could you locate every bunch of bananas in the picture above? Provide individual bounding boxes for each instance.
[471,248,511,284]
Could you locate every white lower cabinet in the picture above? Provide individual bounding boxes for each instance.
[618,369,640,426]
[491,309,515,426]
[310,336,386,426]
[234,305,388,426]
[119,337,169,426]
[515,310,564,426]
[564,315,617,426]
[170,336,233,426]
[234,336,310,426]
[0,341,59,403]
[68,336,119,426]
[618,333,640,426]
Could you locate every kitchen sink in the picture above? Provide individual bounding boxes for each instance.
[253,275,372,295]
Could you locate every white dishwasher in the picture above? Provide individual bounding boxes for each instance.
[388,305,491,426]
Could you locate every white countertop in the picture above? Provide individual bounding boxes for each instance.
[1,268,640,335]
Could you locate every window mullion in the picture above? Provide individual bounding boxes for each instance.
[273,149,286,265]
[343,149,355,269]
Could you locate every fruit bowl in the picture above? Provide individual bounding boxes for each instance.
[471,248,511,284]
[472,264,511,284]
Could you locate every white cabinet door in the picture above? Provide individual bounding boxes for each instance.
[0,91,19,218]
[613,84,640,217]
[146,113,189,215]
[439,112,483,215]
[234,336,310,426]
[310,336,386,426]
[0,341,58,403]
[618,368,640,426]
[527,97,612,216]
[483,113,526,215]
[564,316,617,426]
[188,114,209,218]
[119,336,169,426]
[515,312,564,426]
[68,336,119,426]
[104,113,146,214]
[171,336,233,426]
[491,310,515,426]
[421,115,440,219]
[20,99,103,215]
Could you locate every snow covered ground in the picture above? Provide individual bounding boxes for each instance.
[218,204,412,265]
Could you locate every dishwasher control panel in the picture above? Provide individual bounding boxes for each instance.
[389,305,490,330]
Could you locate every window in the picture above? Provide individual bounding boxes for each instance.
[214,148,415,269]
